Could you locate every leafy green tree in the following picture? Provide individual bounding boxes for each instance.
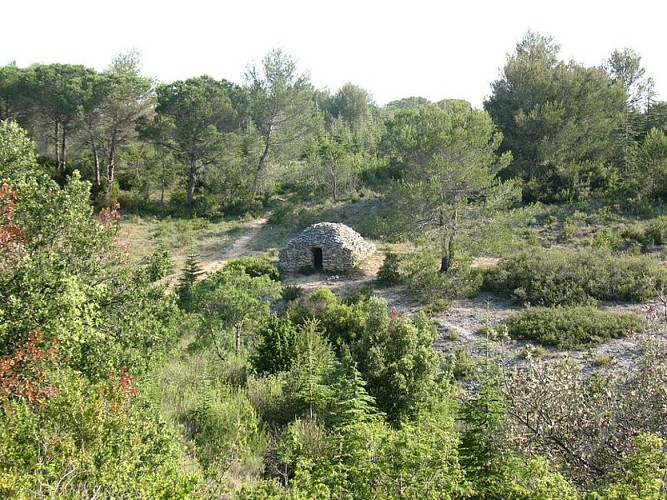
[0,64,24,122]
[192,268,281,357]
[354,297,441,425]
[459,365,507,488]
[485,31,625,199]
[0,148,116,363]
[384,96,431,111]
[0,368,199,497]
[141,75,237,206]
[252,313,299,374]
[635,127,667,200]
[94,52,154,197]
[382,103,516,272]
[184,383,265,480]
[606,47,656,169]
[646,101,667,133]
[329,83,380,153]
[326,346,382,428]
[0,120,40,176]
[310,119,358,201]
[20,63,97,170]
[596,433,667,499]
[245,48,318,195]
[0,121,179,378]
[375,404,472,498]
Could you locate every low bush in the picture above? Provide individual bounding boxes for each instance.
[444,348,476,379]
[504,306,644,349]
[484,248,667,306]
[224,256,282,281]
[621,216,667,251]
[404,251,484,304]
[281,284,303,302]
[141,244,175,282]
[305,289,370,346]
[182,383,267,479]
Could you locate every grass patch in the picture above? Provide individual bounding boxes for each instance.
[118,215,269,284]
[504,306,644,350]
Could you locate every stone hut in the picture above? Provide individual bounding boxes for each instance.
[279,222,375,272]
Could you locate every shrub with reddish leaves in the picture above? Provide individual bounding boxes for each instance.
[96,199,121,229]
[0,183,25,265]
[0,329,60,409]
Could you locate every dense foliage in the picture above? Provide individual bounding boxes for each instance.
[0,121,197,495]
[2,29,667,497]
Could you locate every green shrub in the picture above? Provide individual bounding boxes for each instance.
[252,314,299,374]
[288,289,372,348]
[309,290,370,346]
[342,284,375,305]
[176,251,205,308]
[281,285,303,302]
[444,348,476,379]
[423,298,451,315]
[593,355,616,367]
[521,344,547,359]
[504,306,644,349]
[484,248,667,306]
[183,383,266,479]
[376,251,402,287]
[224,256,282,281]
[246,373,293,426]
[0,369,199,497]
[404,251,484,303]
[141,244,175,282]
[622,216,667,251]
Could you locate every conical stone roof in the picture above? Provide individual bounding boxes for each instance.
[279,222,375,272]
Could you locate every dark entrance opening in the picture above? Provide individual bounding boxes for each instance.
[312,247,323,270]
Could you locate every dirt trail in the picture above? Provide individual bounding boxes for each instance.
[199,216,269,276]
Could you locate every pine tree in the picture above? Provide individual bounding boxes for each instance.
[327,346,382,428]
[458,363,508,495]
[176,250,204,308]
[287,319,335,420]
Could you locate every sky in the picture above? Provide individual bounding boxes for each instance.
[2,0,665,108]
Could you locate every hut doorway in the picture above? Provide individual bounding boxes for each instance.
[312,247,323,270]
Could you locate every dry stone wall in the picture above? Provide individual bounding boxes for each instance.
[279,222,375,272]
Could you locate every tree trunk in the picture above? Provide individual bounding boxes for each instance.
[106,135,116,197]
[92,142,101,187]
[187,159,197,206]
[235,324,242,354]
[160,161,166,204]
[60,127,67,170]
[253,130,272,196]
[439,207,458,273]
[332,166,338,202]
[54,121,61,170]
[439,256,450,273]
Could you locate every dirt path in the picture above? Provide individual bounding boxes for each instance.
[199,216,269,276]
